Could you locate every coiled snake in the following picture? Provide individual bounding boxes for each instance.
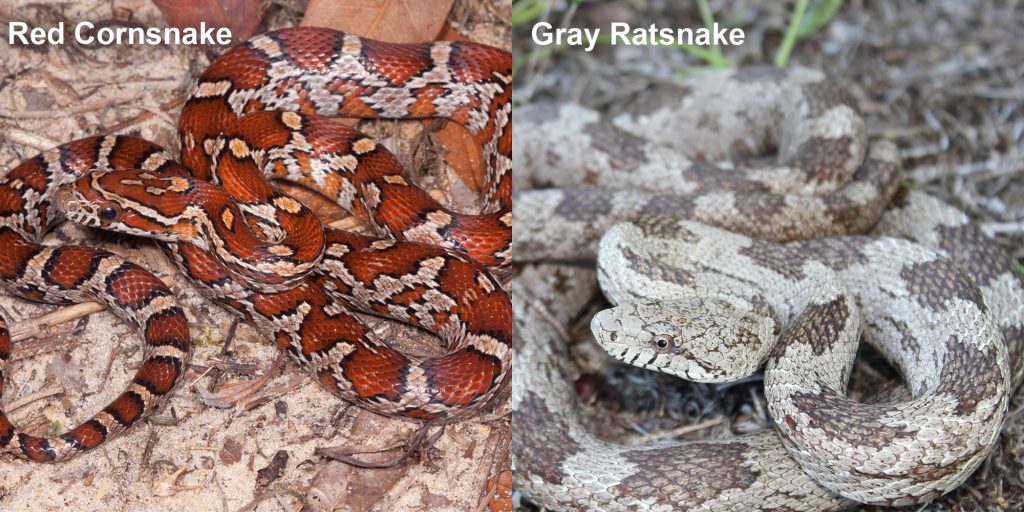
[2,27,511,462]
[513,67,1024,509]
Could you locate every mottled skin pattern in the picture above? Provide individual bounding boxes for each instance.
[0,137,192,462]
[514,266,847,511]
[59,168,511,419]
[52,26,514,420]
[180,27,512,271]
[514,68,897,262]
[515,193,1024,510]
[596,192,1019,504]
[512,68,1024,509]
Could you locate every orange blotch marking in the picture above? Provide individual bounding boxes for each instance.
[344,346,407,400]
[136,358,180,395]
[425,350,500,406]
[105,393,145,426]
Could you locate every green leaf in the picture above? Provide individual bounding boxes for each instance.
[512,0,546,27]
[693,0,726,66]
[776,0,844,67]
[799,0,844,38]
[775,0,809,68]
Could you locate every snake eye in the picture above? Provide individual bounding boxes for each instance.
[98,204,121,223]
[652,335,672,353]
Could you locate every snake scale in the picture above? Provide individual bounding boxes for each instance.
[513,67,1024,509]
[1,27,511,462]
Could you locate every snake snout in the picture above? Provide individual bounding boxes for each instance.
[590,309,621,344]
[53,186,97,225]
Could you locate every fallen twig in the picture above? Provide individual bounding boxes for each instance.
[8,274,175,342]
[5,385,64,412]
[0,95,144,119]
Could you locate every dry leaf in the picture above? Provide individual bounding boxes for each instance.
[430,24,488,198]
[433,120,487,196]
[300,0,455,42]
[305,411,411,512]
[153,0,263,41]
[219,436,243,465]
[278,182,352,223]
[256,450,290,486]
[437,23,469,42]
[487,469,513,512]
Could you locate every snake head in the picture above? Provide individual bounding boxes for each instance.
[56,170,206,244]
[590,296,777,383]
[56,172,127,228]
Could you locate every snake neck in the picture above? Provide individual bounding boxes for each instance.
[58,170,325,293]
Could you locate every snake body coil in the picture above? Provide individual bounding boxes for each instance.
[2,26,512,463]
[0,138,192,462]
[513,67,1024,509]
[57,27,513,422]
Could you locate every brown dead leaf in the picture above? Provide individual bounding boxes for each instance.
[278,182,351,223]
[300,0,455,42]
[153,0,263,42]
[220,436,243,465]
[487,469,513,512]
[437,23,469,42]
[304,411,411,512]
[257,450,290,486]
[433,120,487,197]
[430,24,489,199]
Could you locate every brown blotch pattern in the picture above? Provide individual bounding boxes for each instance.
[636,217,698,241]
[513,392,583,482]
[740,240,810,281]
[581,122,649,170]
[901,259,985,313]
[795,237,870,272]
[788,392,917,450]
[792,136,854,183]
[935,336,1004,416]
[553,189,616,221]
[780,297,851,356]
[616,443,759,506]
[936,224,1010,287]
[620,246,695,287]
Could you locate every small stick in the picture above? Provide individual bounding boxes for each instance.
[637,417,725,443]
[196,352,288,409]
[5,385,64,412]
[99,96,185,136]
[8,302,105,342]
[8,274,175,342]
[242,376,309,411]
[0,95,144,119]
[0,126,59,151]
